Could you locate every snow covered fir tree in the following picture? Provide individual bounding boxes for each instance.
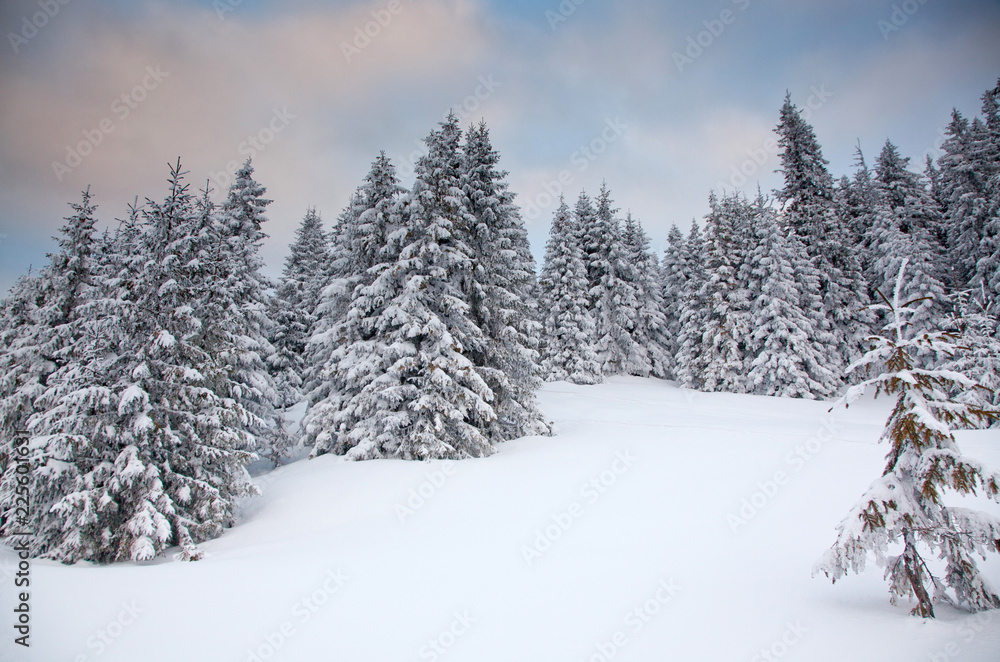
[815,261,1000,617]
[0,159,282,562]
[537,197,602,385]
[301,116,548,461]
[0,74,997,623]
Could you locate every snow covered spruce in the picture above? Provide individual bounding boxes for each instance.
[0,159,286,563]
[301,115,548,461]
[815,261,1000,617]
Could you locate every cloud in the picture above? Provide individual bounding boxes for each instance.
[1,0,999,294]
[0,0,499,282]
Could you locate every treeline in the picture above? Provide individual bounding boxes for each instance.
[537,84,1000,403]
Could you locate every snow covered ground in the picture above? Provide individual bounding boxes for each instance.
[5,377,1000,661]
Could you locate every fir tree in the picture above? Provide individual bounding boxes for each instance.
[0,166,253,562]
[0,271,44,464]
[947,289,1000,412]
[578,185,614,303]
[675,220,708,389]
[269,207,328,408]
[622,213,672,378]
[869,140,949,334]
[538,197,602,384]
[24,161,274,563]
[841,143,878,293]
[306,118,496,460]
[974,81,1000,312]
[937,110,991,290]
[696,193,750,393]
[873,141,947,246]
[659,224,688,379]
[585,185,648,376]
[0,189,104,550]
[775,93,872,373]
[815,261,1000,617]
[302,191,366,406]
[461,121,548,439]
[744,198,838,398]
[304,153,407,408]
[214,160,286,464]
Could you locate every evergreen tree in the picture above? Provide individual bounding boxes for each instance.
[302,191,366,405]
[873,141,947,247]
[0,190,104,549]
[538,197,602,384]
[2,163,274,563]
[815,261,1000,617]
[775,93,872,372]
[215,160,286,464]
[588,186,647,376]
[307,154,408,405]
[305,119,496,460]
[269,208,328,408]
[937,110,991,290]
[842,143,877,244]
[923,155,952,254]
[461,122,548,439]
[744,198,838,398]
[301,154,406,451]
[0,190,100,439]
[659,224,688,379]
[696,193,750,393]
[622,213,672,378]
[974,81,1000,312]
[0,271,44,466]
[675,220,708,389]
[869,141,949,334]
[577,185,614,304]
[841,144,879,293]
[947,289,1000,412]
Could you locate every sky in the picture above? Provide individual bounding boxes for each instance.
[1,0,998,295]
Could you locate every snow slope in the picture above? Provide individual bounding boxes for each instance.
[4,377,1000,661]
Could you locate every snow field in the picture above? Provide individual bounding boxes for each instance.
[5,377,1000,661]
